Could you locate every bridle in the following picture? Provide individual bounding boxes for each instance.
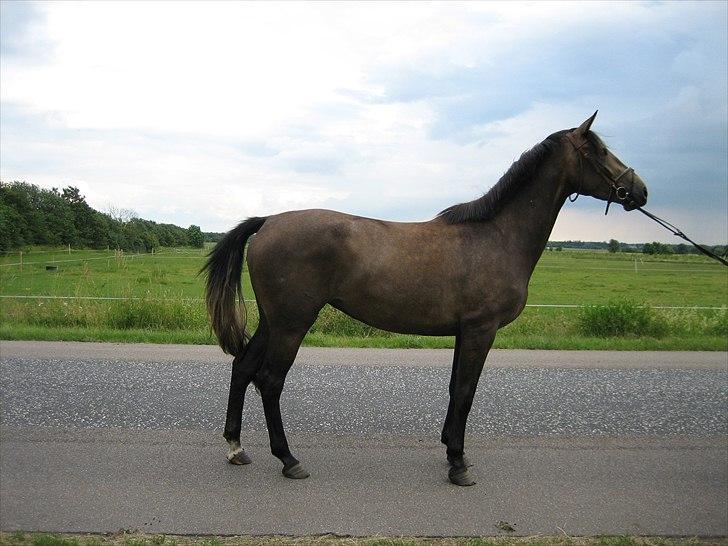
[566,132,635,215]
[564,128,728,267]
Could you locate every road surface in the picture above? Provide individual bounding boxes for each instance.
[1,341,726,537]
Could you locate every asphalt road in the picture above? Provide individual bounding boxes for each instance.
[1,341,726,537]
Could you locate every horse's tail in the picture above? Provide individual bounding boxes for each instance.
[202,216,267,356]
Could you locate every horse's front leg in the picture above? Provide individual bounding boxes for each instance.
[441,324,497,486]
[441,333,461,446]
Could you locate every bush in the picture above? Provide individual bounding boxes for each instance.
[578,300,668,338]
[707,310,728,337]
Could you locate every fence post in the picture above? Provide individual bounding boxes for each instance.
[68,244,71,254]
[19,250,23,273]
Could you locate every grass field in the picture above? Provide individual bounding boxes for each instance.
[1,246,726,350]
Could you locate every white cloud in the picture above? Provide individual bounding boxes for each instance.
[1,1,726,241]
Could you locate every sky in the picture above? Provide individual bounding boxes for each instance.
[1,1,726,243]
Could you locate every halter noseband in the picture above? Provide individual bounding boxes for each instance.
[566,133,635,214]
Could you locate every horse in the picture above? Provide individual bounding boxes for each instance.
[203,111,648,486]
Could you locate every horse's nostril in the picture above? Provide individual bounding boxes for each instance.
[644,188,648,197]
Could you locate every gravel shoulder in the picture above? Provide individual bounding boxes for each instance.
[2,340,726,369]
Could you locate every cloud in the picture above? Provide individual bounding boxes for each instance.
[0,1,49,59]
[1,1,726,243]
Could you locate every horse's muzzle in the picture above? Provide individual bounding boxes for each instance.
[623,180,648,211]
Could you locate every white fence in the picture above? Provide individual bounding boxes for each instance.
[0,294,724,311]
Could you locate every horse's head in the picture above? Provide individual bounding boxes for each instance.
[565,111,648,211]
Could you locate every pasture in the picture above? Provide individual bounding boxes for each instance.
[1,246,726,350]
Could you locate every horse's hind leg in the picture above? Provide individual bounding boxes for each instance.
[223,321,268,465]
[255,325,310,479]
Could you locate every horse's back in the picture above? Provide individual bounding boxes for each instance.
[249,208,376,264]
[246,209,472,334]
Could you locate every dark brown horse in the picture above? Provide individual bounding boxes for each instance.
[203,112,648,486]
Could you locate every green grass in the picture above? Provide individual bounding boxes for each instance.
[1,247,726,350]
[0,247,218,300]
[2,325,724,351]
[0,532,722,546]
[2,247,725,306]
[1,302,726,350]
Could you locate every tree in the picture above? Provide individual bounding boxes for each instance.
[61,186,105,247]
[140,230,160,252]
[61,186,85,205]
[0,181,209,251]
[123,219,151,252]
[106,204,138,224]
[608,239,620,253]
[1,182,44,245]
[0,200,28,250]
[37,189,78,245]
[187,225,204,248]
[643,241,674,255]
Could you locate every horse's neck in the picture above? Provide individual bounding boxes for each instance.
[494,156,571,275]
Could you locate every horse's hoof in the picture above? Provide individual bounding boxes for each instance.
[226,447,252,465]
[282,462,310,479]
[449,465,476,486]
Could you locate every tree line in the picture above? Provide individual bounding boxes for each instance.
[0,181,205,252]
[550,238,726,256]
[3,181,724,256]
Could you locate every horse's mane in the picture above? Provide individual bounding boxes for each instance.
[437,130,568,224]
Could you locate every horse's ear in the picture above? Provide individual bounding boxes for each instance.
[575,110,598,136]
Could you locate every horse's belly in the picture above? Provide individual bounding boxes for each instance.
[329,292,458,336]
